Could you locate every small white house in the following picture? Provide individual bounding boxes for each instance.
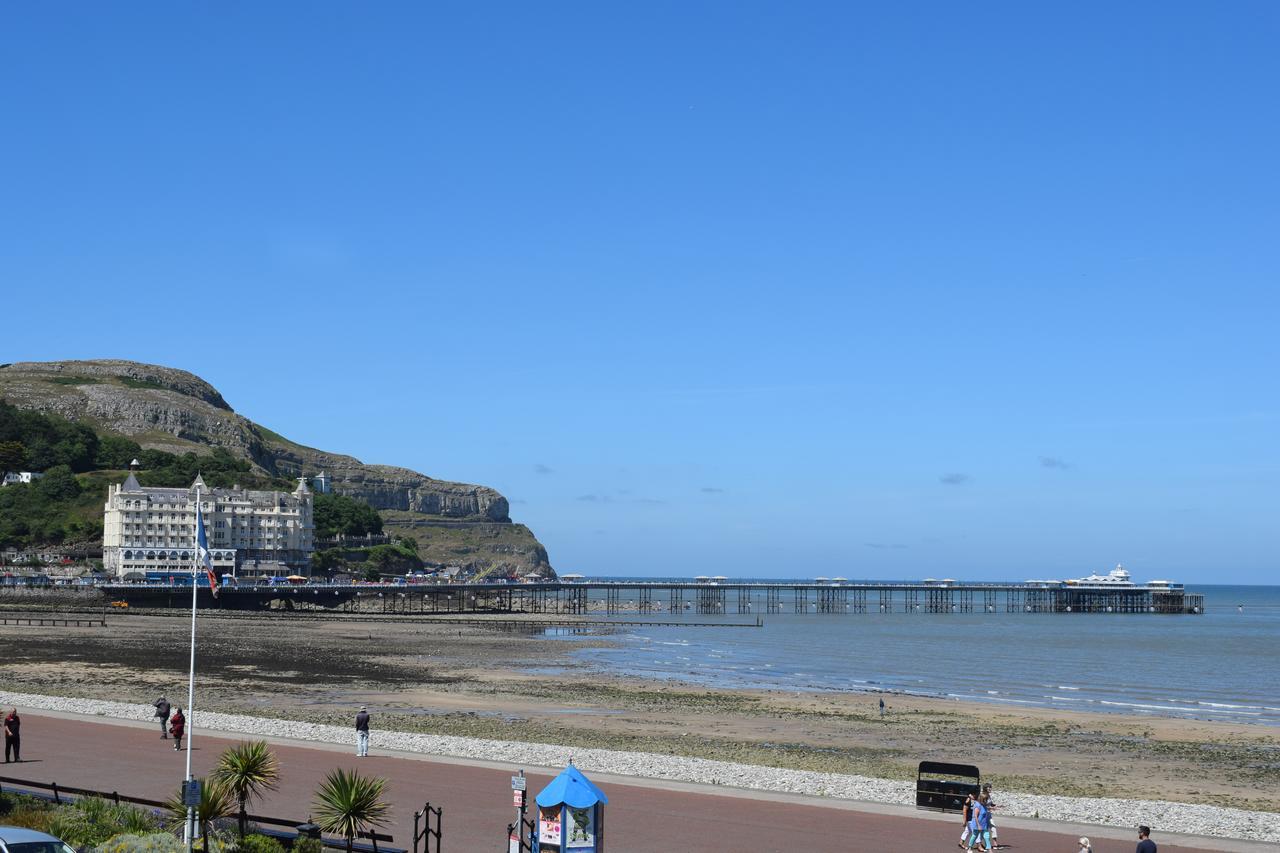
[1,471,44,487]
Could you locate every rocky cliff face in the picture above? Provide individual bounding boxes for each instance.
[0,359,551,576]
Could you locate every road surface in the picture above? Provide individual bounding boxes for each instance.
[0,711,1258,853]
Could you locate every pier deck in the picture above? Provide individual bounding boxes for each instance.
[100,580,1205,615]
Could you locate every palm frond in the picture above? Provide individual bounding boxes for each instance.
[311,768,391,849]
[211,740,281,804]
[164,777,237,836]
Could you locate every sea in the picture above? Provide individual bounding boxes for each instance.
[553,582,1280,726]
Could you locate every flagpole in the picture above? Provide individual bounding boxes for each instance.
[184,486,200,853]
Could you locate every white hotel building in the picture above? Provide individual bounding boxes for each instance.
[103,471,315,577]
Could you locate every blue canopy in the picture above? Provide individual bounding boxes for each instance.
[535,764,609,808]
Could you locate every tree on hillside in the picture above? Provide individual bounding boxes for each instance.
[36,465,81,502]
[313,493,384,539]
[95,434,143,469]
[0,400,99,472]
[0,440,26,472]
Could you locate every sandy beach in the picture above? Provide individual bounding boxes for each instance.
[1,611,1275,816]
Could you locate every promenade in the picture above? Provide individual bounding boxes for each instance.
[3,712,1257,853]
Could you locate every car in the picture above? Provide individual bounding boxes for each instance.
[0,827,76,853]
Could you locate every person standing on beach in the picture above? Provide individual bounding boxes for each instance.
[355,706,370,757]
[3,709,20,763]
[1136,825,1157,853]
[153,695,171,738]
[169,707,185,751]
[879,697,885,718]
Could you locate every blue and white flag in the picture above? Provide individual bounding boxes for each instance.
[196,504,220,598]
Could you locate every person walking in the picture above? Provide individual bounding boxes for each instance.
[355,706,370,757]
[958,792,974,849]
[1136,825,1157,853]
[967,793,992,852]
[982,783,1000,848]
[1078,837,1093,853]
[153,695,171,739]
[169,707,185,751]
[3,709,20,763]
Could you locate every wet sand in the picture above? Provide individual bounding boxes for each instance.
[1,612,1276,812]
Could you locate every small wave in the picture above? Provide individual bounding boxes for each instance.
[1057,685,1081,691]
[1101,700,1201,713]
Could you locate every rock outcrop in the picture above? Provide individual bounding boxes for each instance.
[0,359,551,576]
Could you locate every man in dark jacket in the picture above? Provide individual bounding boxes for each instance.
[355,706,370,757]
[1136,825,1157,853]
[154,695,171,738]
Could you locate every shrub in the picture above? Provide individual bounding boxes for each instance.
[93,832,236,853]
[93,833,185,853]
[235,834,286,853]
[48,797,160,847]
[2,802,55,833]
[291,836,323,853]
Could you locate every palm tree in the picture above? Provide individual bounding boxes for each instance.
[312,768,391,853]
[165,776,236,851]
[211,740,282,838]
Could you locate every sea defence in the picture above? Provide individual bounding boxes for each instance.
[98,579,1205,614]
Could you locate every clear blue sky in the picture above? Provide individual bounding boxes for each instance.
[3,3,1277,582]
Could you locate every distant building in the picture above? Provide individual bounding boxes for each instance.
[2,471,45,487]
[102,473,315,577]
[311,471,331,494]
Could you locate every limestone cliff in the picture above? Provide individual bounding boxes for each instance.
[0,359,553,577]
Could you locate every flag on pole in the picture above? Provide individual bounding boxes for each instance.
[196,503,220,598]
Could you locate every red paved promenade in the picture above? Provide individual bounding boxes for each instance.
[0,712,1256,853]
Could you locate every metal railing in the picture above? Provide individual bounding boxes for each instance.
[411,802,442,853]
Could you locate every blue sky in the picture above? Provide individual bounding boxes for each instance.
[3,3,1277,582]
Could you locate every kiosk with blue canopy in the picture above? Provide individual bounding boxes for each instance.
[533,762,607,852]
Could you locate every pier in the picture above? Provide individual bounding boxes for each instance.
[99,580,1205,615]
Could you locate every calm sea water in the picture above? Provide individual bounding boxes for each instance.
[560,583,1280,725]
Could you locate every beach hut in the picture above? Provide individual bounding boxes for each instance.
[534,763,607,852]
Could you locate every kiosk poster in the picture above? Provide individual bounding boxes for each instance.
[538,806,562,845]
[565,806,595,849]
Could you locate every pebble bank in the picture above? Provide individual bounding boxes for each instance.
[2,690,1274,844]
